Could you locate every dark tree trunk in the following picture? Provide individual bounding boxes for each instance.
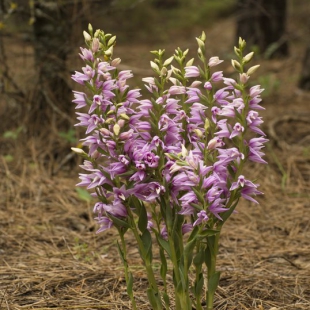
[299,45,310,90]
[152,0,180,9]
[28,1,74,133]
[236,0,289,58]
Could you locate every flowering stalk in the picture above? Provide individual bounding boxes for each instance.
[72,25,268,310]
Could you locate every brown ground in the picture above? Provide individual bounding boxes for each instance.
[0,2,310,310]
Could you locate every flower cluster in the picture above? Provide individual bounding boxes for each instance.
[72,26,268,310]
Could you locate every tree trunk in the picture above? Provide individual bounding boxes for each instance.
[236,0,289,58]
[28,1,74,133]
[299,45,310,90]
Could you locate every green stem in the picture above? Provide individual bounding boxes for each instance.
[129,215,163,310]
[206,232,221,310]
[119,232,137,310]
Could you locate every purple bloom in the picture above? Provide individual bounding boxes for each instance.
[193,210,209,226]
[73,91,87,109]
[247,137,268,164]
[230,175,262,203]
[185,66,200,78]
[211,71,223,82]
[208,56,223,67]
[208,198,227,220]
[230,122,244,139]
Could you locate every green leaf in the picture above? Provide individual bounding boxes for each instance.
[138,201,148,233]
[157,237,171,258]
[159,249,167,280]
[108,213,131,229]
[208,271,221,296]
[187,225,199,243]
[141,230,152,262]
[198,229,219,238]
[220,199,239,223]
[146,288,160,309]
[192,187,205,204]
[163,292,170,307]
[116,241,125,264]
[195,272,204,296]
[127,272,134,296]
[75,188,93,203]
[193,250,205,267]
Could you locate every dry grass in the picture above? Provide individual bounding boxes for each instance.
[1,2,310,309]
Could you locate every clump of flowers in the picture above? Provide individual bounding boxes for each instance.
[72,24,268,310]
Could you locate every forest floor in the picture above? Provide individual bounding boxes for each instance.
[0,1,310,309]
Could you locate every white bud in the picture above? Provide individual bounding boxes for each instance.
[105,46,113,57]
[71,147,86,155]
[196,37,205,49]
[243,52,254,63]
[108,35,116,46]
[113,123,120,136]
[88,23,93,35]
[231,59,241,70]
[181,144,188,158]
[247,64,260,75]
[94,29,100,38]
[160,67,167,76]
[83,31,91,41]
[186,58,195,67]
[163,56,174,67]
[150,61,160,72]
[200,31,206,42]
[120,113,130,120]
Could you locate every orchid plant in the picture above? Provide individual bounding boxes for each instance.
[71,24,268,310]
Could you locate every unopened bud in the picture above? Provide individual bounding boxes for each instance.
[243,52,254,63]
[113,123,120,136]
[183,49,189,56]
[163,56,174,67]
[204,118,210,131]
[181,144,188,158]
[196,37,205,49]
[234,46,241,56]
[108,35,116,46]
[92,38,100,52]
[117,119,125,127]
[238,37,246,49]
[106,110,115,115]
[71,147,86,155]
[239,73,250,84]
[105,46,113,57]
[111,58,121,66]
[186,58,195,67]
[231,59,241,70]
[200,31,206,42]
[88,23,93,35]
[160,67,167,76]
[247,64,260,75]
[83,31,91,41]
[193,128,203,138]
[105,117,114,124]
[99,128,111,136]
[94,29,100,38]
[150,61,160,73]
[120,113,130,120]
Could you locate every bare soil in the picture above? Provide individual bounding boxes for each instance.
[0,2,310,309]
